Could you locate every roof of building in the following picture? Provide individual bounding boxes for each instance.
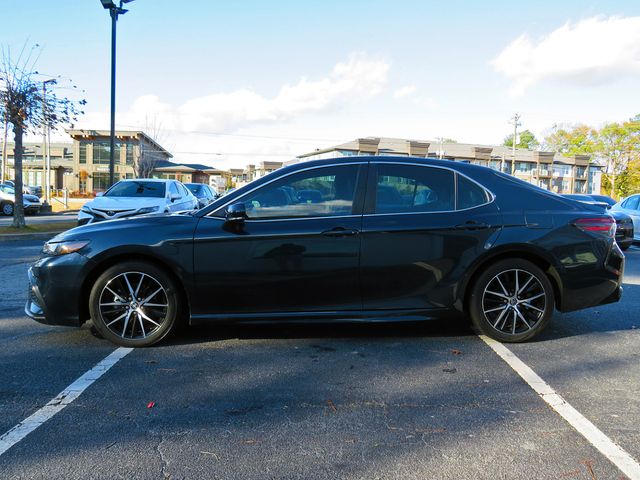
[297,136,597,166]
[153,160,225,174]
[66,129,173,158]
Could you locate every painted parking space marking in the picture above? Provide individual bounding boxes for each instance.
[0,347,133,457]
[480,335,640,480]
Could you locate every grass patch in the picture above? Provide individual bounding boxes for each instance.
[0,221,77,235]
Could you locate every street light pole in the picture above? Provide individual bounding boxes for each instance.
[100,0,134,188]
[42,78,55,208]
[109,5,117,188]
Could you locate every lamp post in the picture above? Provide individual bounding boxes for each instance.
[99,0,135,188]
[41,78,56,210]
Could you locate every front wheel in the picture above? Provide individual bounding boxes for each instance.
[89,261,182,347]
[1,202,14,216]
[468,259,555,343]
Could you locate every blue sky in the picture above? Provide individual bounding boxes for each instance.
[4,0,640,167]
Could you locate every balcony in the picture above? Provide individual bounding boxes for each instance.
[532,169,552,178]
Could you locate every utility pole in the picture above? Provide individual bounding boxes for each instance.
[509,113,521,175]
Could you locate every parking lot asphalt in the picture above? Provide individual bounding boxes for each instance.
[0,239,638,479]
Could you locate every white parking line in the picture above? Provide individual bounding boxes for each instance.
[480,335,640,480]
[0,347,133,457]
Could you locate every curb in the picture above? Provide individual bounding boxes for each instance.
[0,231,64,242]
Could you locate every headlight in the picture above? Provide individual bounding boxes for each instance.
[80,205,92,213]
[42,240,90,256]
[137,206,159,214]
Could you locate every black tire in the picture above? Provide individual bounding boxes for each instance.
[1,201,14,216]
[89,261,182,347]
[468,259,555,343]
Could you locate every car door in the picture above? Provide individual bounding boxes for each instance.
[360,162,502,311]
[621,195,640,240]
[192,162,367,317]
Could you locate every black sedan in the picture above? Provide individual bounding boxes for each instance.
[26,156,624,347]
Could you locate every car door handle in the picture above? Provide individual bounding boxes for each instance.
[455,221,490,230]
[322,227,360,237]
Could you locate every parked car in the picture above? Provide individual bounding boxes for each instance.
[27,156,624,347]
[2,180,43,197]
[562,194,634,250]
[0,184,42,216]
[185,183,216,209]
[611,193,640,242]
[77,179,198,226]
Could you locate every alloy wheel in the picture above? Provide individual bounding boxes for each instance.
[481,268,547,336]
[2,203,13,216]
[98,271,169,340]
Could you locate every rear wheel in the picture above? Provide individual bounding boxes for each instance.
[89,261,181,347]
[469,259,554,343]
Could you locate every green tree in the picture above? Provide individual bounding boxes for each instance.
[595,120,640,198]
[503,129,539,150]
[0,44,84,227]
[542,124,596,155]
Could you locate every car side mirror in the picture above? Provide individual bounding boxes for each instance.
[170,193,181,202]
[225,202,247,223]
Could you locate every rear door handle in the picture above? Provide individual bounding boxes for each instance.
[455,221,490,230]
[322,227,360,237]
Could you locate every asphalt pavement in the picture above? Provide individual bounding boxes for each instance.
[0,240,638,479]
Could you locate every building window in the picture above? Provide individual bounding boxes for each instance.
[92,172,111,192]
[79,142,87,164]
[92,141,111,165]
[125,142,134,165]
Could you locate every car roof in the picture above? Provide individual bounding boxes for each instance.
[116,178,173,183]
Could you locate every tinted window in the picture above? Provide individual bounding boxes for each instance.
[240,165,359,219]
[623,195,640,210]
[375,164,455,214]
[105,181,166,198]
[457,174,490,210]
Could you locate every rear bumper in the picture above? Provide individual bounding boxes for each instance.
[558,240,625,312]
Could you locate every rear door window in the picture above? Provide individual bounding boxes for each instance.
[374,164,455,214]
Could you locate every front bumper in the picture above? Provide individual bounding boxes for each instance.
[25,253,95,327]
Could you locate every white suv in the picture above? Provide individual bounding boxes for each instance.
[78,179,198,226]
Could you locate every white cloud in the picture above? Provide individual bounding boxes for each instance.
[393,85,417,98]
[492,16,640,96]
[75,53,389,167]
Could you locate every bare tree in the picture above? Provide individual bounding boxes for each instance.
[132,115,166,178]
[0,43,84,227]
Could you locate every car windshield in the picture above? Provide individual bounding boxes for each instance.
[104,181,166,198]
[1,185,15,195]
[186,184,203,195]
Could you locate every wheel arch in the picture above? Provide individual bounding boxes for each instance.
[459,246,563,313]
[79,252,192,325]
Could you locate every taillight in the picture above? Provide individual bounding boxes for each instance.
[573,217,616,237]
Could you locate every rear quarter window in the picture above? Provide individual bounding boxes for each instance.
[457,174,490,210]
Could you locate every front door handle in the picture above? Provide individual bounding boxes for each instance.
[322,227,360,237]
[455,220,490,230]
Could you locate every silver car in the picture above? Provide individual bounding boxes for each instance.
[611,193,640,241]
[0,184,42,216]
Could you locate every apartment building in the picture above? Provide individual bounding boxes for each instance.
[1,142,74,190]
[295,137,602,195]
